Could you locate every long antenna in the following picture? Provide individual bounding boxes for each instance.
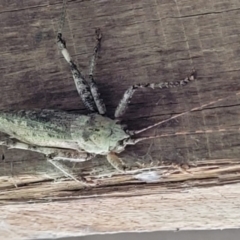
[129,127,240,144]
[132,91,240,136]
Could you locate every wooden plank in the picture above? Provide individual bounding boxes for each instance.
[1,184,240,239]
[0,0,240,238]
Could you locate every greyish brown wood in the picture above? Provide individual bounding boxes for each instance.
[1,0,240,239]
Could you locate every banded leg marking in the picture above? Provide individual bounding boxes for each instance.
[88,29,106,115]
[57,33,98,112]
[114,69,197,118]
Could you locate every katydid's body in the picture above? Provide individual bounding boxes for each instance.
[0,110,129,155]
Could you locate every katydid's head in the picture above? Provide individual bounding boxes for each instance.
[75,114,130,155]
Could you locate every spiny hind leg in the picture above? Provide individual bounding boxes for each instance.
[57,33,97,112]
[114,69,197,119]
[88,28,106,115]
[0,138,95,185]
[0,138,92,160]
[0,138,43,152]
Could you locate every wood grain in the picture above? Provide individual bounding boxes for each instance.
[1,0,240,238]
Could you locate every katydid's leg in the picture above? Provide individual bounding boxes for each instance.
[88,28,106,115]
[1,138,95,185]
[57,33,97,112]
[107,152,127,173]
[114,69,197,118]
[47,159,96,185]
[0,138,93,161]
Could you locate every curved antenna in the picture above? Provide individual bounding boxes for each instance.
[131,91,240,136]
[127,127,240,145]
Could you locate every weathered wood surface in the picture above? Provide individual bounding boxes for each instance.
[1,0,240,238]
[1,184,240,239]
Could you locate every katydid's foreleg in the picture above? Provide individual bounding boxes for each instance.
[88,28,106,115]
[57,33,97,112]
[114,69,197,119]
[106,152,127,172]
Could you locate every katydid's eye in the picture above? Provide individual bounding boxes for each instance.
[117,140,124,146]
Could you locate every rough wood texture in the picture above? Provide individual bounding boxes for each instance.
[1,184,240,239]
[1,0,240,239]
